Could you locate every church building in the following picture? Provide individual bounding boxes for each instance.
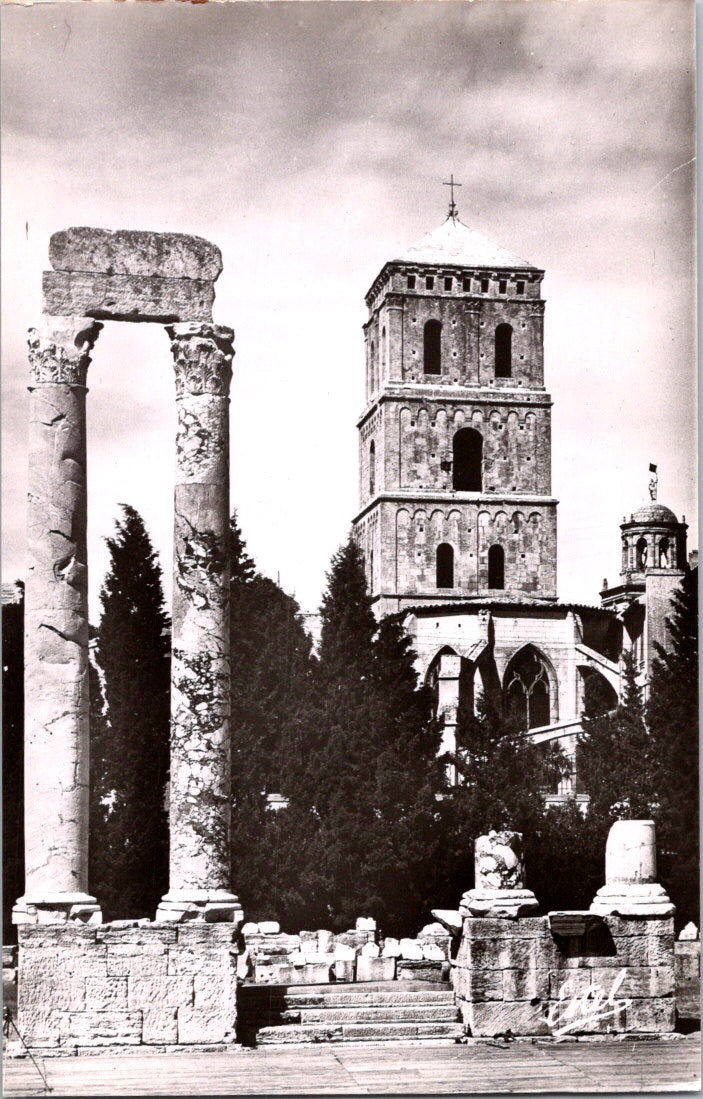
[352,199,690,795]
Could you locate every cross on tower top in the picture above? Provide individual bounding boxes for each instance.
[443,174,462,221]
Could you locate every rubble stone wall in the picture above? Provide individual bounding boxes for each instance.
[17,922,238,1050]
[453,915,676,1037]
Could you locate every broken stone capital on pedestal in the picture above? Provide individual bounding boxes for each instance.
[460,830,539,918]
[590,819,674,917]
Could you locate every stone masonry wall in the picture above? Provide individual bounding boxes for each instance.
[453,915,675,1038]
[17,921,238,1051]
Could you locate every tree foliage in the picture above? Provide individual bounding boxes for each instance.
[2,585,24,940]
[89,505,170,920]
[647,566,699,927]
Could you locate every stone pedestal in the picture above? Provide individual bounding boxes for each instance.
[591,820,674,917]
[157,323,241,924]
[460,830,538,918]
[14,318,103,927]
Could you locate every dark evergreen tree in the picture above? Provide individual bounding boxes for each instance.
[292,537,444,934]
[435,693,567,909]
[89,506,170,920]
[227,512,317,922]
[647,566,699,927]
[2,584,24,940]
[577,648,657,824]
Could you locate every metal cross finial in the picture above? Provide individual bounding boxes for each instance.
[443,174,462,220]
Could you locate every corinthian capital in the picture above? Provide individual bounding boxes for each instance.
[27,317,103,388]
[167,323,234,398]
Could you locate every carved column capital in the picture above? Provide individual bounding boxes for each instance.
[27,317,103,388]
[167,323,234,398]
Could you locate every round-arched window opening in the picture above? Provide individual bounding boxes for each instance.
[423,320,442,374]
[436,543,454,588]
[495,323,513,378]
[452,428,483,491]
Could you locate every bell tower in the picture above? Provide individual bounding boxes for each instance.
[353,202,558,615]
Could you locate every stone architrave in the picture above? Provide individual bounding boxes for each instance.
[591,820,674,916]
[156,323,242,924]
[460,830,539,918]
[13,317,103,926]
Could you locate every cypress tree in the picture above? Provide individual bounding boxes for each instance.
[647,566,699,927]
[89,505,170,920]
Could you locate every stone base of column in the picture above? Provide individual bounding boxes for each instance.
[13,892,102,926]
[590,883,674,917]
[459,888,539,919]
[155,890,243,925]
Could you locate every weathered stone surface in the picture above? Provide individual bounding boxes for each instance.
[625,998,676,1033]
[19,973,84,1012]
[605,820,658,885]
[259,921,281,935]
[241,922,260,935]
[64,1010,142,1046]
[177,1005,233,1044]
[430,909,463,934]
[127,975,194,1008]
[18,319,103,924]
[360,941,380,958]
[396,959,445,982]
[193,971,235,1014]
[399,938,423,960]
[422,943,445,961]
[460,887,539,919]
[333,943,356,961]
[177,923,237,944]
[97,924,177,945]
[43,271,215,324]
[142,1006,178,1044]
[381,938,401,958]
[167,945,227,976]
[356,956,396,982]
[460,917,548,940]
[502,967,549,1001]
[474,830,527,891]
[333,959,355,982]
[356,917,377,931]
[107,943,168,977]
[462,999,550,1037]
[586,965,674,998]
[452,966,502,1002]
[679,922,699,941]
[84,977,129,1010]
[591,882,674,917]
[604,915,674,938]
[19,925,99,949]
[17,1007,63,1046]
[161,324,237,919]
[49,228,222,281]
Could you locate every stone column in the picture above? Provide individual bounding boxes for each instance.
[14,317,103,926]
[590,819,674,916]
[157,323,242,923]
[459,830,539,918]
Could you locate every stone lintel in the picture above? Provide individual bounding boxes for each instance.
[43,271,215,324]
[49,228,222,281]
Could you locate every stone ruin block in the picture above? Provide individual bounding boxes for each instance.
[63,1010,143,1047]
[43,271,215,324]
[356,956,396,982]
[49,228,223,281]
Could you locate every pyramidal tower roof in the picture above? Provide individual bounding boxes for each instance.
[394,215,537,271]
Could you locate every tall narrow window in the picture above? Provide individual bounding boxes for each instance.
[452,428,483,491]
[498,279,507,294]
[463,277,472,292]
[495,324,513,378]
[636,537,648,570]
[423,320,442,374]
[407,274,416,290]
[369,440,375,496]
[369,340,375,393]
[369,549,374,589]
[436,543,454,588]
[488,544,505,589]
[659,538,670,567]
[504,646,552,730]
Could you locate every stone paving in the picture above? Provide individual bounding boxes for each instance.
[3,1033,700,1096]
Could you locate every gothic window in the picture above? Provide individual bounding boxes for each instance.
[488,544,505,589]
[495,323,513,378]
[436,543,454,588]
[659,538,670,567]
[636,537,648,570]
[369,440,375,496]
[423,320,442,374]
[452,428,482,491]
[504,646,552,730]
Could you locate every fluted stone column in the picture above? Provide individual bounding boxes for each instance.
[14,317,103,925]
[157,322,242,923]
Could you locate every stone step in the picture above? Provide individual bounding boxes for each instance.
[288,1005,459,1025]
[241,980,450,1001]
[255,1021,465,1045]
[244,989,454,1007]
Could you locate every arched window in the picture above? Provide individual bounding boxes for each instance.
[423,320,442,374]
[436,543,454,588]
[488,544,505,589]
[659,538,670,567]
[636,537,648,570]
[370,340,375,393]
[504,646,552,730]
[495,323,512,377]
[369,549,374,589]
[452,428,482,491]
[369,440,375,496]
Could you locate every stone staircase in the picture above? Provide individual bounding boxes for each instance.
[237,980,464,1045]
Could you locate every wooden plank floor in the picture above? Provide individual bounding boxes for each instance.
[2,1034,700,1096]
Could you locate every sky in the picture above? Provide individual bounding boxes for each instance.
[1,0,697,619]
